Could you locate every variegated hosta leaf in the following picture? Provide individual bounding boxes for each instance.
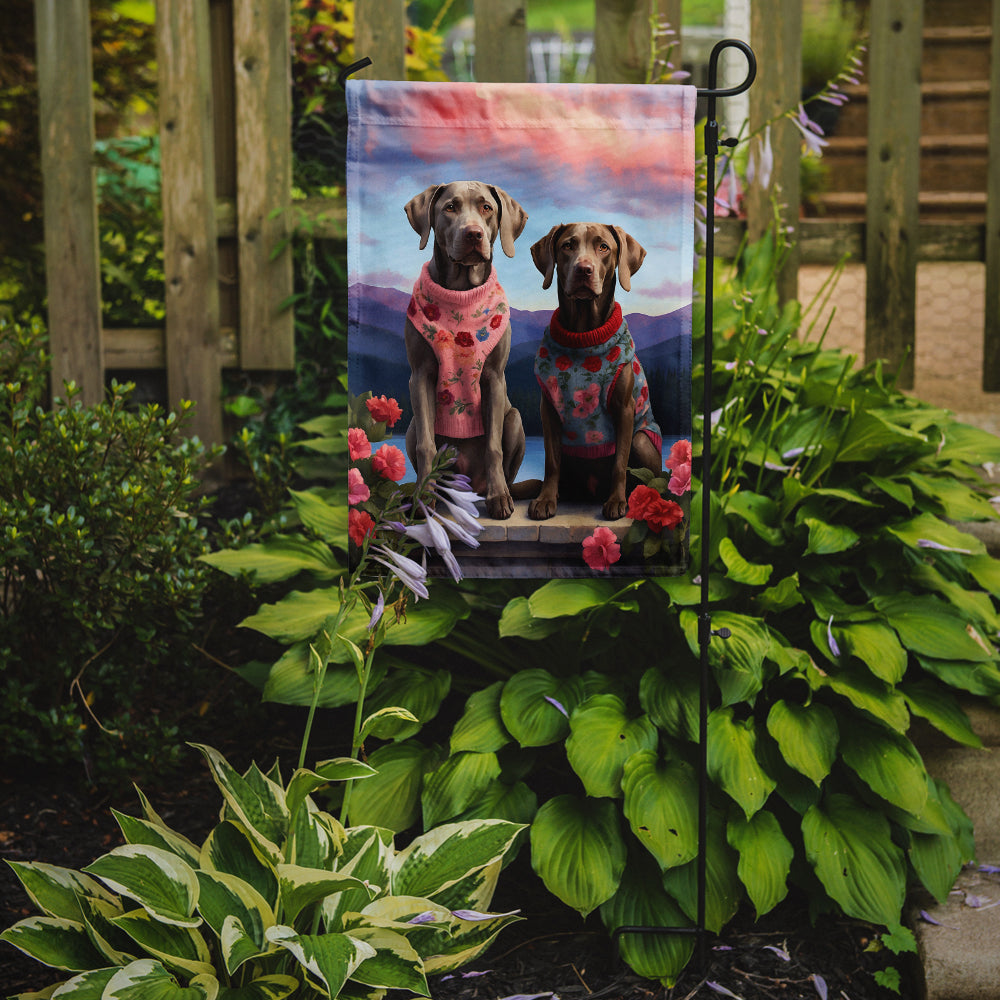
[344,926,429,995]
[200,822,278,910]
[265,926,376,998]
[110,908,214,979]
[190,745,288,864]
[802,793,906,926]
[765,700,838,786]
[0,916,107,972]
[621,751,699,871]
[706,707,776,819]
[77,894,136,966]
[450,681,511,754]
[498,670,585,747]
[421,906,523,975]
[277,865,376,925]
[288,802,344,870]
[838,718,929,817]
[727,810,793,918]
[529,795,626,917]
[112,811,202,868]
[214,975,300,1000]
[599,852,694,987]
[421,752,502,829]
[4,862,118,922]
[102,958,218,999]
[391,820,524,901]
[83,846,200,928]
[565,695,658,799]
[46,966,118,997]
[195,870,274,974]
[323,829,393,931]
[424,859,501,916]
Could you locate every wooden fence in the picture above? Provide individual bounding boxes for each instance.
[33,0,1000,446]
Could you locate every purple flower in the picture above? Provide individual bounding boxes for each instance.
[827,616,841,658]
[917,539,973,554]
[812,974,828,1000]
[747,125,774,190]
[544,695,569,718]
[370,545,429,600]
[407,911,438,925]
[367,590,385,631]
[791,104,829,156]
[451,908,521,921]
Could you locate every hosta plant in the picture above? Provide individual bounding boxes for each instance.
[1,744,523,999]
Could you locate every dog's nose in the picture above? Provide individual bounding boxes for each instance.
[575,260,594,277]
[463,226,485,246]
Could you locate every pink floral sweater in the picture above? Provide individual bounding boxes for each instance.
[407,263,511,438]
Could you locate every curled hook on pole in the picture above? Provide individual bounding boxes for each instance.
[337,57,373,90]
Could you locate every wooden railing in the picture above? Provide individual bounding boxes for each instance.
[32,0,1000,446]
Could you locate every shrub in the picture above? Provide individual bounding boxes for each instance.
[0,317,221,784]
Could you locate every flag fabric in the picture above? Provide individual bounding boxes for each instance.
[347,80,696,578]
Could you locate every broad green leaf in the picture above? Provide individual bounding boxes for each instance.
[639,664,699,742]
[265,926,374,998]
[526,579,620,618]
[916,655,1000,697]
[885,512,985,557]
[499,670,584,747]
[901,680,982,748]
[833,621,907,683]
[724,490,784,545]
[4,862,118,923]
[838,718,928,816]
[530,795,626,917]
[599,852,694,987]
[215,976,299,1000]
[910,562,1000,633]
[83,846,200,928]
[288,488,349,544]
[347,740,441,832]
[112,813,201,868]
[707,708,776,819]
[802,793,906,926]
[346,926,428,994]
[393,820,524,901]
[103,959,218,1000]
[566,695,658,798]
[261,644,381,709]
[111,909,214,978]
[359,706,421,742]
[765,700,837,786]
[727,811,793,917]
[755,573,805,614]
[810,661,910,732]
[497,597,565,640]
[199,822,278,910]
[322,830,393,931]
[450,682,511,754]
[906,780,972,903]
[75,895,135,966]
[718,537,772,586]
[200,535,341,584]
[219,915,269,980]
[277,865,374,925]
[803,517,859,556]
[452,779,538,827]
[285,760,376,823]
[421,751,502,828]
[680,610,770,706]
[0,916,107,972]
[835,410,927,463]
[906,472,998,522]
[875,594,995,662]
[967,553,1000,597]
[621,751,699,871]
[363,667,451,740]
[865,474,914,510]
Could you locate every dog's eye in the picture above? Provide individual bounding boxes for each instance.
[599,242,611,253]
[443,202,457,213]
[481,202,494,215]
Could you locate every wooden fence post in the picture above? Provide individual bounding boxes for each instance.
[355,0,406,80]
[594,0,654,84]
[157,0,223,445]
[233,0,294,370]
[34,0,104,405]
[746,0,801,305]
[983,0,1000,390]
[474,0,527,83]
[864,0,923,389]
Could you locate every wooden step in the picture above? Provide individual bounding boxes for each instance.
[922,25,993,83]
[813,190,987,222]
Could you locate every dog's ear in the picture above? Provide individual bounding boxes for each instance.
[489,186,528,259]
[404,185,442,250]
[609,226,646,292]
[531,225,563,289]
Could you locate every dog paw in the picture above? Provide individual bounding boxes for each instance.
[602,498,627,520]
[486,493,515,520]
[528,498,557,520]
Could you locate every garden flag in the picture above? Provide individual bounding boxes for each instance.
[347,81,695,578]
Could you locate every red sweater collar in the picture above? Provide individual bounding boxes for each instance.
[548,302,624,349]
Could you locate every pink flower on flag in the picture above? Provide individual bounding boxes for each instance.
[348,467,370,505]
[348,427,371,461]
[582,526,621,571]
[372,444,406,481]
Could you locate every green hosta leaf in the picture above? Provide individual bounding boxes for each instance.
[765,700,837,786]
[392,820,524,901]
[4,862,118,923]
[680,610,770,706]
[599,852,694,987]
[112,812,201,868]
[803,517,859,556]
[111,908,214,978]
[216,976,299,1000]
[727,811,793,918]
[621,751,699,871]
[288,488,348,544]
[866,474,914,509]
[936,421,1000,465]
[0,916,107,971]
[265,926,375,997]
[497,597,565,640]
[566,695,658,798]
[499,670,584,747]
[191,746,287,863]
[838,718,929,817]
[718,537,772,586]
[103,959,218,999]
[450,682,511,754]
[346,926,428,994]
[347,740,442,832]
[810,662,910,732]
[661,811,741,933]
[200,822,278,910]
[285,760,375,823]
[83,846,200,928]
[886,512,985,557]
[200,535,341,584]
[908,783,969,905]
[453,779,538,827]
[261,644,381,709]
[901,680,982,748]
[530,795,626,917]
[707,708,776,819]
[724,490,784,546]
[835,409,927,463]
[834,621,907,683]
[421,751,502,828]
[363,667,451,740]
[916,655,1000,697]
[195,871,274,974]
[277,865,374,925]
[875,594,995,662]
[526,579,620,618]
[359,706,421,742]
[966,553,1000,597]
[910,562,1000,633]
[802,793,906,926]
[639,664,699,742]
[906,472,998,522]
[755,573,805,614]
